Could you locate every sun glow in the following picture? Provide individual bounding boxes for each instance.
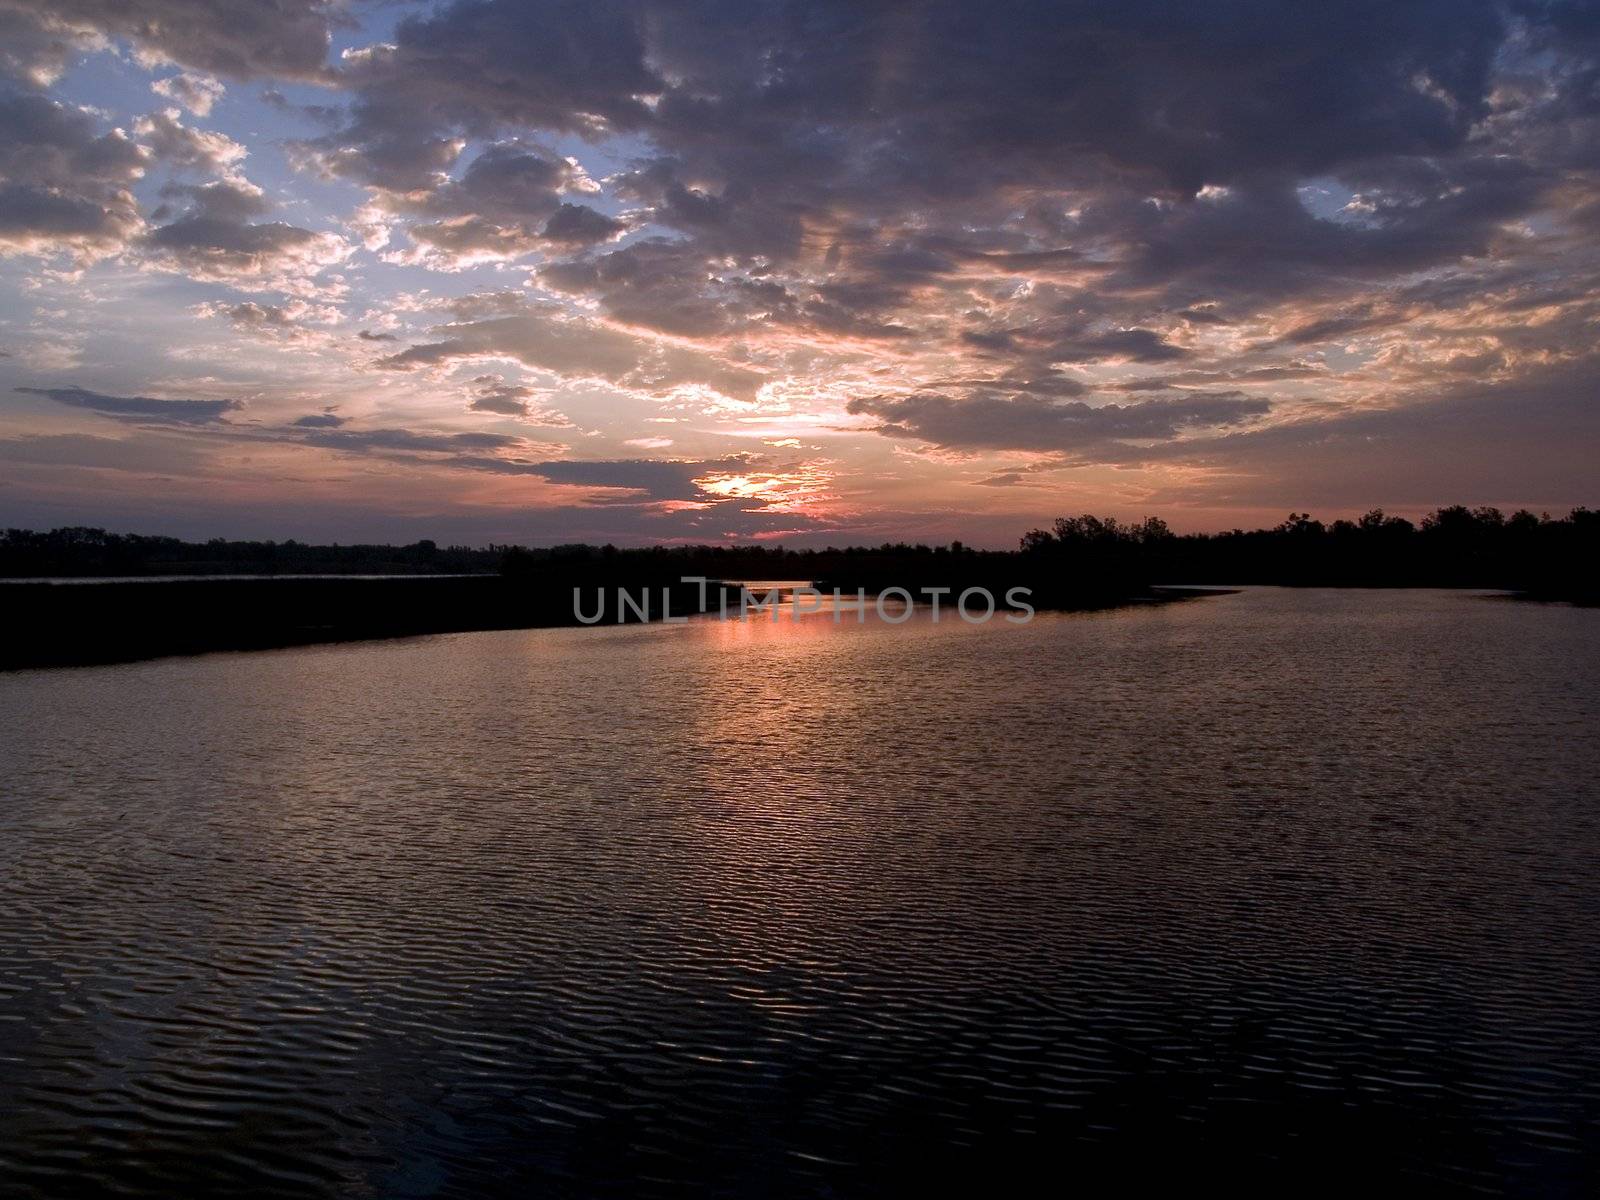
[693,463,836,513]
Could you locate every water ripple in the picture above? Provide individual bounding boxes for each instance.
[1,589,1597,1195]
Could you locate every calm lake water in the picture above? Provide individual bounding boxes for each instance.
[1,589,1597,1196]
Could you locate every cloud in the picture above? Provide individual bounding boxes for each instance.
[0,430,206,473]
[376,306,765,403]
[6,0,1600,538]
[962,324,1190,366]
[0,7,107,89]
[3,0,334,80]
[0,180,136,256]
[338,142,626,266]
[400,215,541,269]
[0,87,144,258]
[464,374,572,425]
[1117,364,1330,392]
[540,203,625,246]
[847,391,1271,455]
[439,291,533,321]
[536,239,750,338]
[201,299,299,330]
[507,456,759,503]
[153,176,264,221]
[143,213,345,280]
[259,87,340,125]
[1127,356,1600,508]
[151,71,223,116]
[135,107,246,173]
[264,0,1600,500]
[297,427,528,454]
[314,1,1537,263]
[195,297,339,338]
[16,384,240,423]
[140,177,349,283]
[0,395,805,530]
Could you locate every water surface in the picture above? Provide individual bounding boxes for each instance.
[1,589,1597,1196]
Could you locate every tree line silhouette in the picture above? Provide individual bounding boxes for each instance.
[0,528,495,577]
[4,506,1592,598]
[1017,506,1597,599]
[2,506,1592,668]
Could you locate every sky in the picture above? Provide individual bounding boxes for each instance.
[0,0,1596,547]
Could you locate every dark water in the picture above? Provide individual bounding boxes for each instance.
[1,589,1597,1197]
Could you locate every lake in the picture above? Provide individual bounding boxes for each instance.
[1,588,1596,1196]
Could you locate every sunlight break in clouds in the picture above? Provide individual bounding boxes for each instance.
[0,0,1597,544]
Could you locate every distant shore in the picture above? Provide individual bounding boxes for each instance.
[0,577,1586,671]
[3,505,1593,668]
[0,575,687,671]
[0,576,1232,671]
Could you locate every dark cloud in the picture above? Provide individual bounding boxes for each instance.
[3,0,334,80]
[963,325,1190,365]
[7,0,1600,535]
[246,418,786,519]
[0,181,131,248]
[299,427,527,454]
[377,307,766,402]
[464,375,573,425]
[16,384,240,423]
[466,381,532,417]
[143,214,340,278]
[0,7,101,89]
[403,215,540,264]
[259,87,340,125]
[198,299,326,337]
[537,238,916,340]
[0,86,144,256]
[3,405,806,532]
[1128,357,1600,508]
[426,145,570,217]
[317,1,1540,242]
[334,2,658,149]
[540,203,625,246]
[153,177,266,223]
[0,430,206,473]
[140,177,347,281]
[1118,364,1330,392]
[294,0,1598,456]
[538,240,743,337]
[1274,310,1391,347]
[440,291,533,320]
[508,456,759,503]
[329,142,626,263]
[847,391,1271,454]
[1104,163,1549,309]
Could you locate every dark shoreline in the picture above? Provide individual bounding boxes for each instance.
[0,575,685,671]
[3,506,1592,667]
[5,577,1588,672]
[0,577,1233,671]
